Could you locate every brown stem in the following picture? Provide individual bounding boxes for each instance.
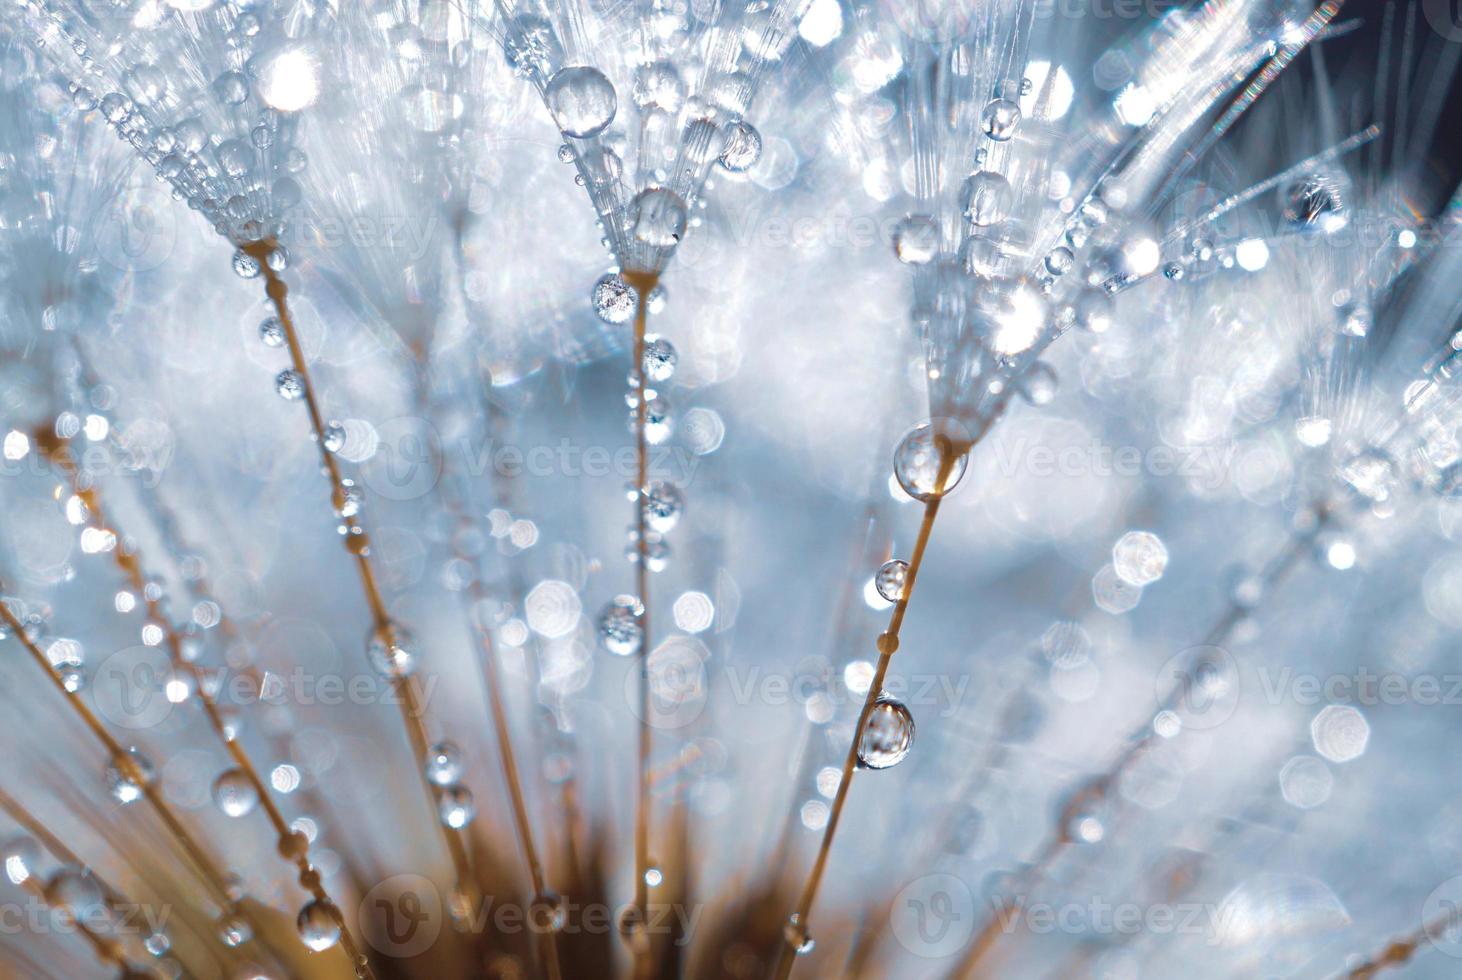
[773,438,963,980]
[622,268,660,978]
[243,242,478,919]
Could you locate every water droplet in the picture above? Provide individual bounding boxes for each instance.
[597,595,644,655]
[545,66,617,139]
[213,70,249,105]
[297,900,341,951]
[232,250,262,279]
[875,559,909,602]
[642,334,677,382]
[1019,363,1058,405]
[322,421,345,454]
[212,769,260,818]
[641,480,683,533]
[631,187,688,248]
[857,695,915,769]
[366,624,418,678]
[980,98,1021,141]
[893,215,939,265]
[217,913,252,947]
[718,121,762,172]
[1073,288,1113,333]
[893,421,970,501]
[425,742,463,786]
[503,15,562,79]
[1044,246,1074,277]
[593,273,635,324]
[438,785,476,828]
[2,838,41,885]
[143,930,171,956]
[633,61,685,110]
[105,747,154,804]
[275,370,305,401]
[961,171,1013,227]
[530,891,567,931]
[783,914,815,954]
[1282,173,1348,233]
[47,869,106,920]
[259,317,285,347]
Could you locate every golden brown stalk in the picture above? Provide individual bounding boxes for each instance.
[243,242,479,919]
[0,600,265,960]
[1337,916,1450,979]
[33,431,378,979]
[773,437,964,980]
[621,268,661,980]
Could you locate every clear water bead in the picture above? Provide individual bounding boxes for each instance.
[857,695,914,769]
[296,900,341,952]
[47,869,106,919]
[631,188,688,248]
[425,742,463,786]
[593,274,636,324]
[893,215,939,265]
[784,914,815,954]
[719,121,763,172]
[641,480,683,533]
[2,837,41,884]
[961,171,1013,227]
[597,595,645,656]
[545,66,617,139]
[642,334,678,382]
[1044,247,1074,277]
[217,914,252,947]
[232,250,262,279]
[366,625,418,678]
[438,785,476,829]
[105,747,155,804]
[530,891,567,931]
[875,559,909,602]
[1112,531,1168,586]
[212,769,259,818]
[322,421,345,454]
[893,421,970,501]
[1073,288,1114,333]
[258,317,285,347]
[275,370,305,401]
[1282,173,1348,233]
[980,98,1021,141]
[1019,363,1059,405]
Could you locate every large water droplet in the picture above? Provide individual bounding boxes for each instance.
[545,66,617,139]
[857,695,914,769]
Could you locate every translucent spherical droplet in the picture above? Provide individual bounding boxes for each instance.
[322,421,346,454]
[1073,288,1113,334]
[425,742,463,786]
[597,595,644,656]
[47,869,106,919]
[1044,246,1074,277]
[1112,531,1168,586]
[275,370,305,401]
[893,215,939,265]
[783,914,815,954]
[980,98,1021,141]
[438,785,476,829]
[105,747,154,804]
[631,187,688,248]
[629,395,674,445]
[296,900,341,952]
[213,70,249,105]
[893,421,970,501]
[641,480,683,533]
[232,250,262,279]
[857,695,914,769]
[1019,363,1058,406]
[642,334,677,382]
[875,559,909,602]
[1281,173,1348,233]
[217,913,252,947]
[529,891,566,931]
[143,930,171,956]
[212,769,260,818]
[259,317,285,347]
[593,273,636,324]
[544,66,617,139]
[961,171,1013,227]
[366,625,418,678]
[2,837,41,885]
[718,121,762,172]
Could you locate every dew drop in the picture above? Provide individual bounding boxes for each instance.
[857,695,914,769]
